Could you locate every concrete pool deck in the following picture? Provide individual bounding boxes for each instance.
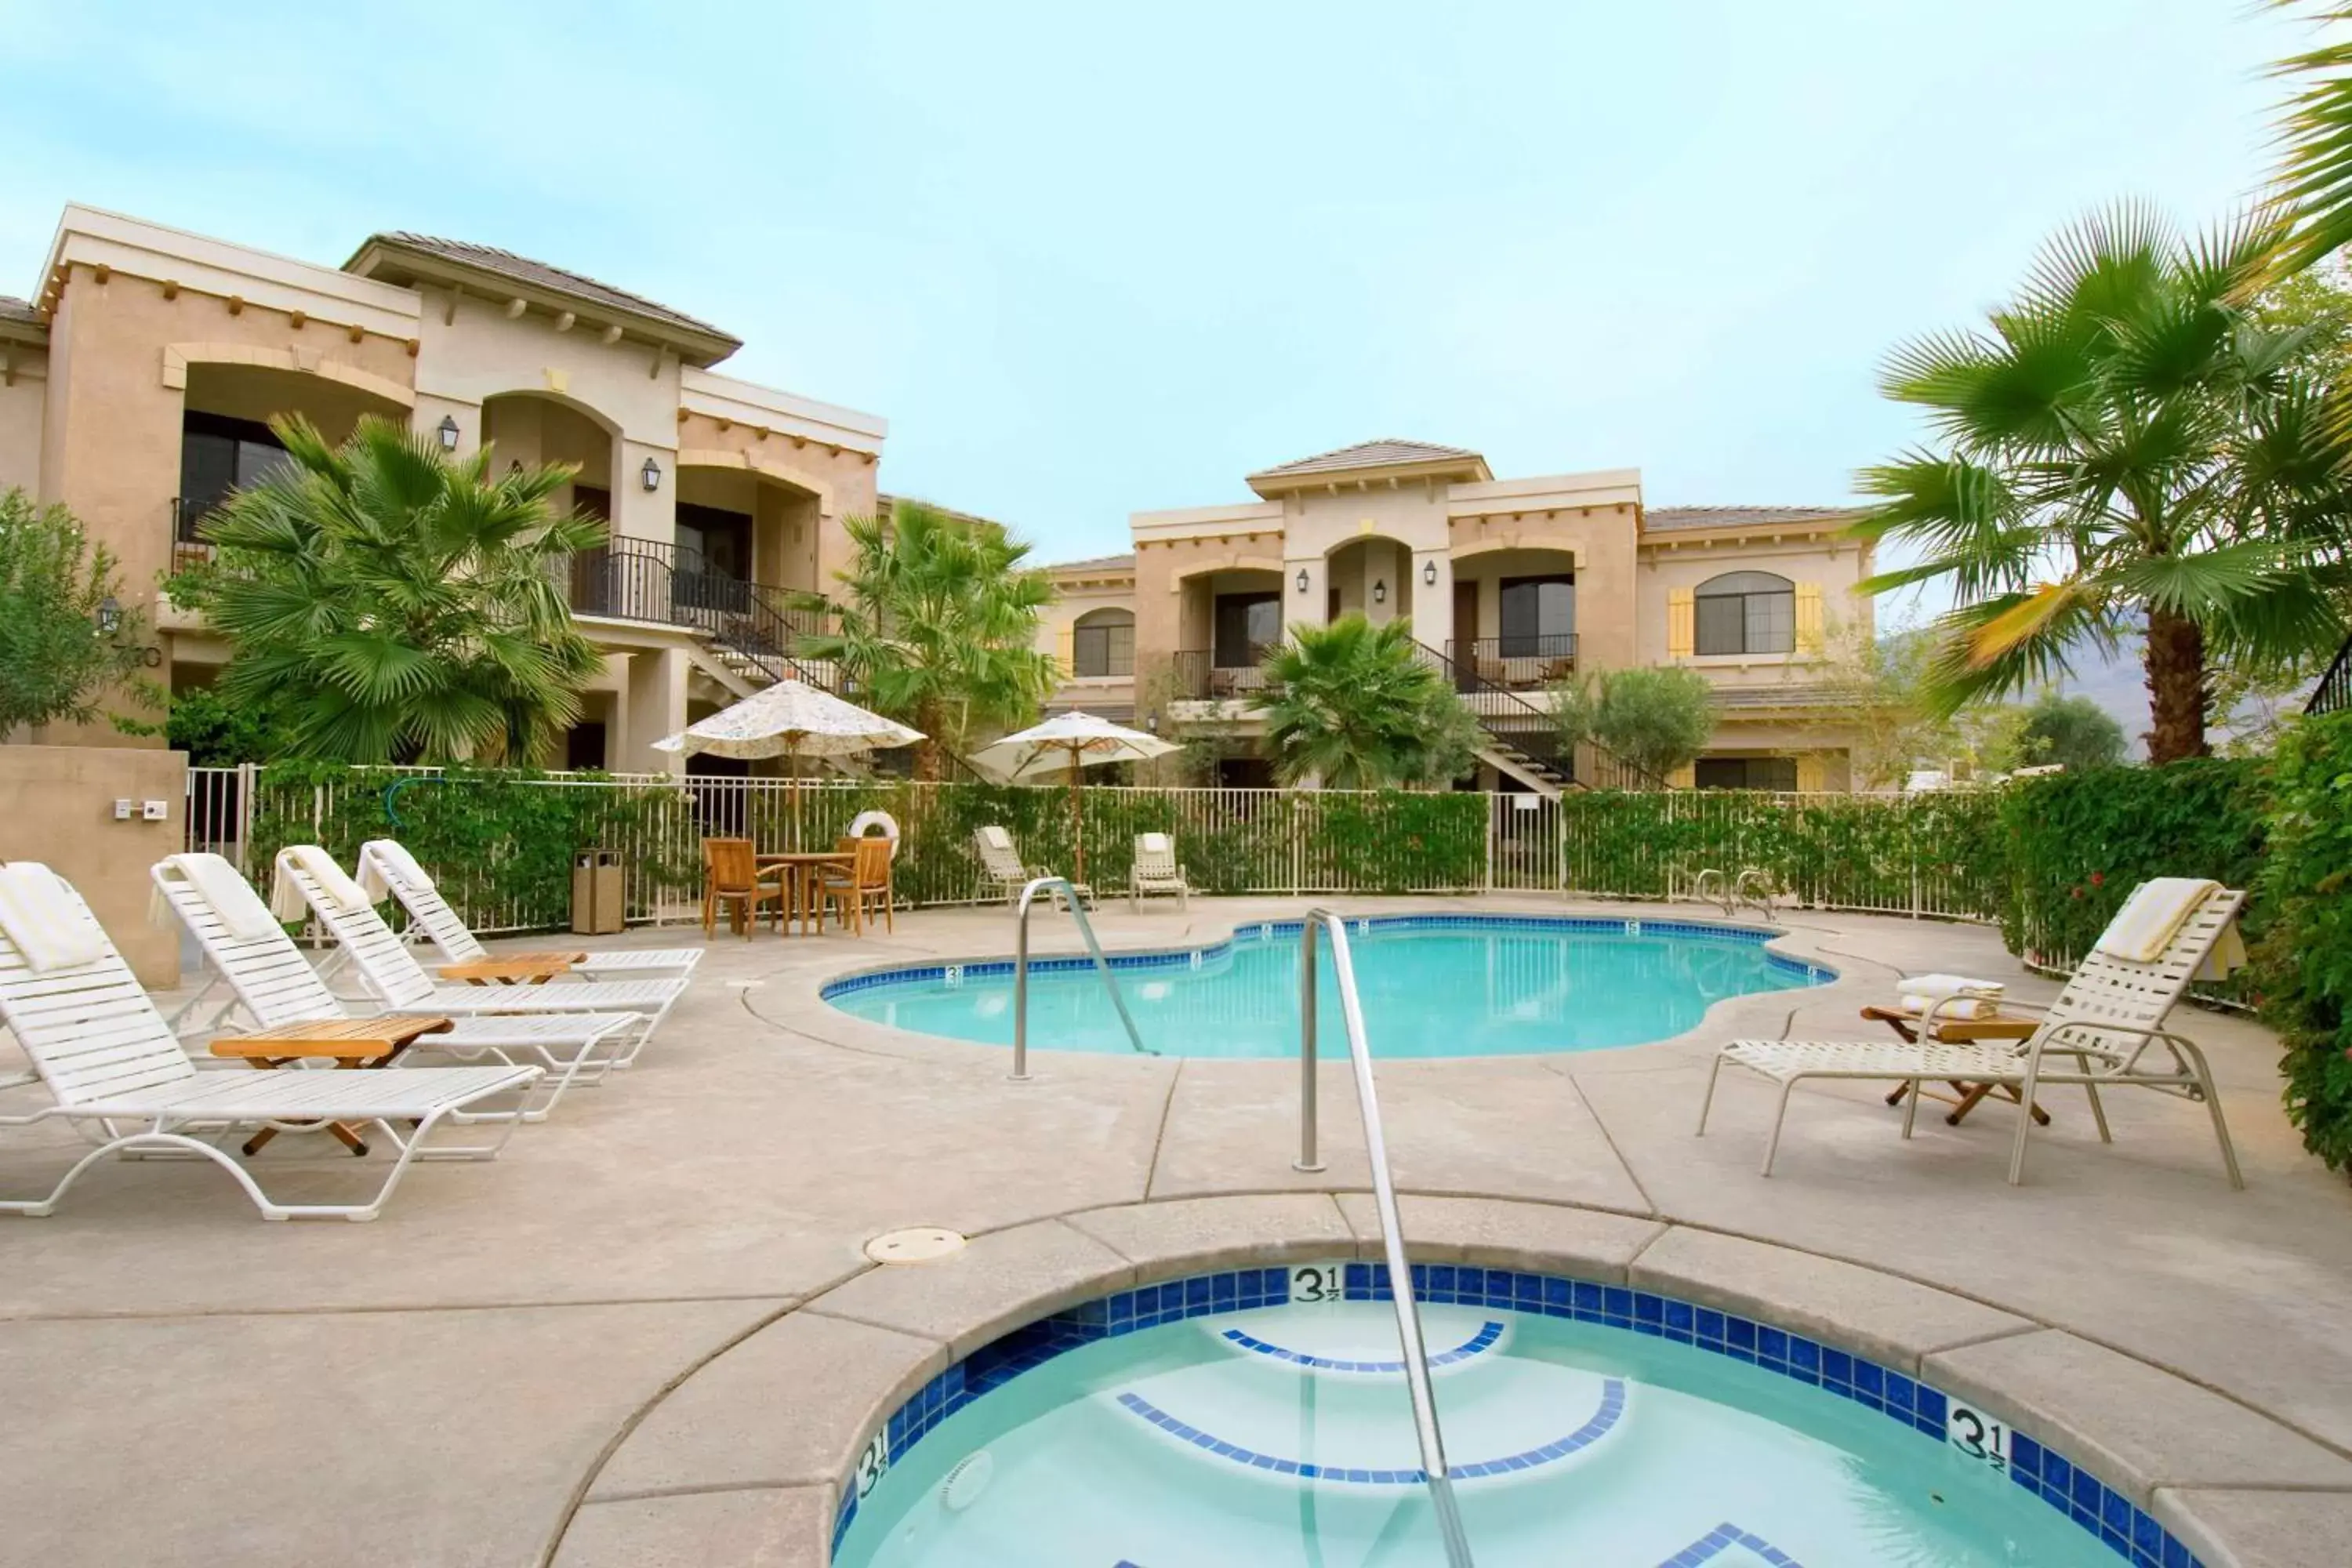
[2,895,2347,1566]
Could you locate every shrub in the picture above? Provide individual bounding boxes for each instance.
[2258,712,2352,1171]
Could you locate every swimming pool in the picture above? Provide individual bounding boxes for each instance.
[822,915,1831,1058]
[833,1264,2190,1566]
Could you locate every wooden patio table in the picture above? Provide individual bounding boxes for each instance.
[1860,1004,2052,1127]
[757,851,855,936]
[437,951,589,985]
[209,1015,456,1156]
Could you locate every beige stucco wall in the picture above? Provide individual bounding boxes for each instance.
[0,745,187,985]
[0,347,45,495]
[1635,533,1873,691]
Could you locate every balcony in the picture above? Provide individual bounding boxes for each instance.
[1170,647,1275,702]
[1444,634,1577,691]
[171,496,219,575]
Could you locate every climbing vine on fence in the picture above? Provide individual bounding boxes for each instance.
[2255,713,2352,1171]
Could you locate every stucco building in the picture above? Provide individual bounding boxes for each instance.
[1036,439,1873,792]
[1,205,884,771]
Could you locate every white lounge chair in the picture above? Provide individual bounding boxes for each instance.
[973,825,1091,909]
[274,848,684,1070]
[1697,883,2247,1187]
[1129,833,1192,911]
[354,840,705,979]
[155,854,636,1122]
[0,863,538,1221]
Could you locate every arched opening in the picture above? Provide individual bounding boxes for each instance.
[481,392,618,521]
[1324,535,1414,628]
[1070,607,1135,679]
[176,363,408,574]
[1449,545,1577,688]
[1173,564,1286,699]
[1694,571,1795,656]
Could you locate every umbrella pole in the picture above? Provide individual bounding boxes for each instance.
[789,741,802,854]
[1069,745,1085,884]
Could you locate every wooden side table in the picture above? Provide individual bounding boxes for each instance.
[209,1015,456,1156]
[437,952,588,985]
[1860,1005,2051,1127]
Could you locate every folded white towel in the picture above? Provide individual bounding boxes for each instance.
[357,839,433,904]
[270,845,371,922]
[1899,973,2005,1001]
[158,852,281,939]
[2097,878,2218,964]
[0,863,106,974]
[1902,993,1998,1020]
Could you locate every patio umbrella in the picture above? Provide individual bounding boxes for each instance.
[969,711,1178,881]
[654,680,924,848]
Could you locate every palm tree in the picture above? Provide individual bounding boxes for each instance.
[1254,615,1479,789]
[178,415,605,764]
[793,502,1060,778]
[2266,4,2352,278]
[1853,205,2351,762]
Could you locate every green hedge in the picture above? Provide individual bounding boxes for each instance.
[2258,712,2352,1172]
[1994,762,2269,985]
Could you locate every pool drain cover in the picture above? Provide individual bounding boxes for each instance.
[865,1226,967,1264]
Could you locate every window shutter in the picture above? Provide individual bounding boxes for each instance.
[1668,587,1695,658]
[1054,626,1075,677]
[1668,761,1696,789]
[1795,752,1826,793]
[1794,583,1824,652]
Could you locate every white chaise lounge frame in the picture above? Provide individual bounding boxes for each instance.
[1697,886,2248,1188]
[0,873,539,1221]
[1129,833,1192,911]
[354,840,704,979]
[154,858,635,1122]
[276,849,684,1069]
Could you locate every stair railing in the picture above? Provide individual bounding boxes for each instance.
[1292,910,1476,1567]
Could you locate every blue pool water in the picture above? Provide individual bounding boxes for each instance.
[835,1288,2130,1566]
[823,916,1831,1058]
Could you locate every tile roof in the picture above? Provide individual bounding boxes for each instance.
[1646,505,1858,532]
[350,233,738,346]
[1042,552,1135,575]
[1712,684,1853,710]
[0,295,42,328]
[1249,438,1486,480]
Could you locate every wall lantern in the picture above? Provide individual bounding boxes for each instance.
[1294,568,1310,595]
[96,595,122,636]
[641,456,663,492]
[1422,559,1439,587]
[435,415,459,452]
[1371,579,1388,605]
[1145,712,1160,735]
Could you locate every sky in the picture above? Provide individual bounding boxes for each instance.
[0,0,2318,579]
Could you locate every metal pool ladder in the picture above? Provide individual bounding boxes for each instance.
[1293,909,1477,1568]
[1009,877,1152,1081]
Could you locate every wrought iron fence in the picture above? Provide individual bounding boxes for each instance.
[1445,634,1578,690]
[187,766,2006,936]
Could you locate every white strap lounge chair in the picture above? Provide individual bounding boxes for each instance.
[1697,882,2248,1187]
[154,855,635,1122]
[1129,833,1192,911]
[354,840,705,979]
[973,825,1091,909]
[273,848,684,1070]
[0,863,539,1222]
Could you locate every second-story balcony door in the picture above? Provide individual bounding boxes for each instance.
[1214,592,1280,669]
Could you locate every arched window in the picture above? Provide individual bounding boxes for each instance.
[1694,571,1795,655]
[1072,608,1135,677]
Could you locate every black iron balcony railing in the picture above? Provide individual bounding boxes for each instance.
[170,496,220,575]
[1444,634,1577,691]
[561,537,833,689]
[1170,647,1276,701]
[2309,635,2351,717]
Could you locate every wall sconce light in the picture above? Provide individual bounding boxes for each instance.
[1294,568,1309,595]
[641,456,662,492]
[1422,559,1439,587]
[96,596,122,636]
[436,415,459,452]
[1145,712,1160,735]
[1372,579,1388,605]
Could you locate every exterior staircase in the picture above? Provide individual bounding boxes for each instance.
[1410,638,1656,795]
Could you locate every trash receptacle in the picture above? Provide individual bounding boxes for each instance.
[571,849,625,935]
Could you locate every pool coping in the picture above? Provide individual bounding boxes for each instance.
[550,1193,2352,1568]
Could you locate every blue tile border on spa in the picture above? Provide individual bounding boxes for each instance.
[826,1261,2202,1566]
[819,913,1836,1002]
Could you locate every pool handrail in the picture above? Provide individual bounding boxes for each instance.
[1292,909,1477,1568]
[1009,877,1151,1080]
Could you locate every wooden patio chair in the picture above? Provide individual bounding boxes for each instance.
[817,837,895,935]
[702,837,788,938]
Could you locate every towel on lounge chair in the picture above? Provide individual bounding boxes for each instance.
[155,852,280,939]
[1899,973,2004,1002]
[0,862,104,973]
[356,839,432,903]
[270,845,371,922]
[2097,877,2247,978]
[1900,993,1999,1020]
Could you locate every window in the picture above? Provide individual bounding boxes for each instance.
[676,503,753,581]
[1693,572,1795,656]
[178,412,294,538]
[1071,610,1134,678]
[1497,574,1574,655]
[1214,593,1281,666]
[1694,757,1799,792]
